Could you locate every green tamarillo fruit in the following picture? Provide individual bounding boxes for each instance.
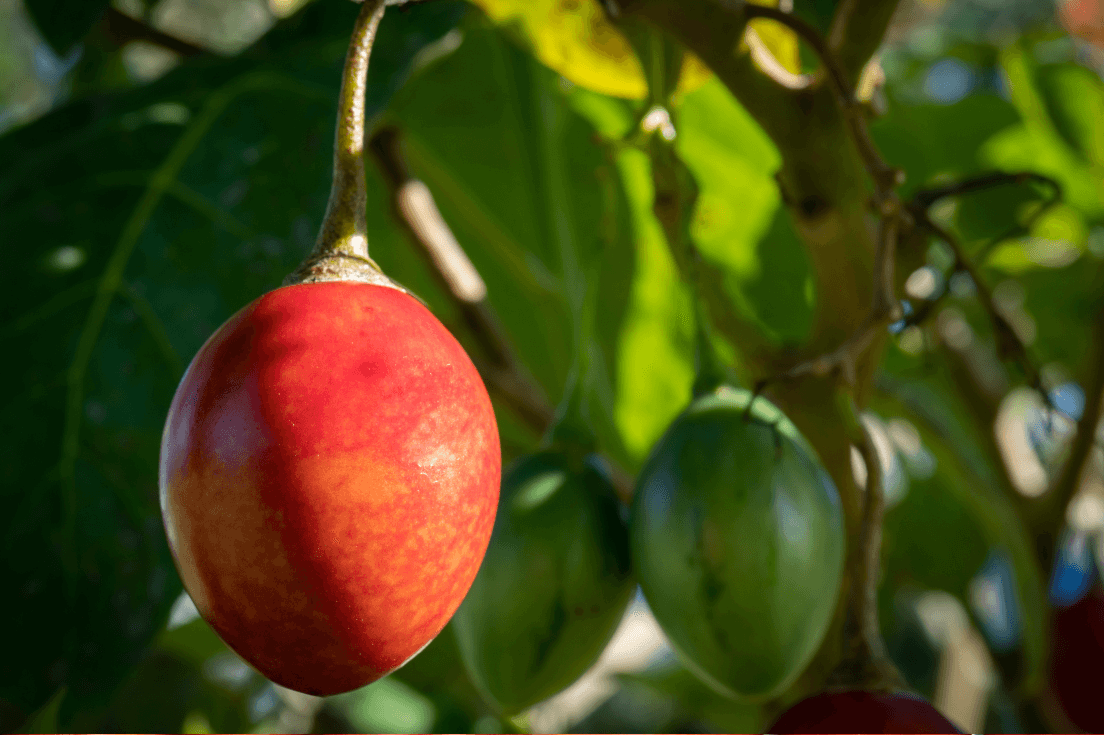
[630,387,845,700]
[452,451,635,713]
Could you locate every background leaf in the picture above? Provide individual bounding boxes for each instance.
[22,0,110,55]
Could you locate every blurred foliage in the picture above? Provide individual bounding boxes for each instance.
[2,0,1104,732]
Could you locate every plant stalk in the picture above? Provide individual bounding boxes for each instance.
[286,0,398,287]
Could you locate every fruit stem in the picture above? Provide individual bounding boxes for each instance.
[828,410,904,691]
[285,0,397,287]
[690,282,727,398]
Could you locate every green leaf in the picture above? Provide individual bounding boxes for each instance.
[871,91,1020,194]
[982,46,1104,219]
[0,2,465,728]
[23,0,110,55]
[1034,62,1104,168]
[675,77,813,345]
[602,143,696,461]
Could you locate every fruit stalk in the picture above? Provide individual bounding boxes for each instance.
[286,0,394,287]
[828,418,903,690]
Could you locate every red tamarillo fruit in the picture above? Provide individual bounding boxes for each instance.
[158,0,499,695]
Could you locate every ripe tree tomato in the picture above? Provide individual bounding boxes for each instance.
[160,281,500,695]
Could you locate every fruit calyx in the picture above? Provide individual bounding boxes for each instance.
[283,0,405,292]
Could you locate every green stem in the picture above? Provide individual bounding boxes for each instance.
[318,0,384,259]
[691,292,727,397]
[286,0,398,287]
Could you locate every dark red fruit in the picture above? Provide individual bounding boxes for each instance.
[1050,588,1104,732]
[768,690,962,733]
[159,281,500,695]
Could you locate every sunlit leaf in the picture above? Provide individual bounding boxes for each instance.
[464,0,712,100]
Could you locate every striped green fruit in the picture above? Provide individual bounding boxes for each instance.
[452,451,634,713]
[631,387,845,700]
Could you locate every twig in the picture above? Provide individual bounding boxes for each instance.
[902,170,1062,330]
[368,125,638,504]
[913,171,1061,209]
[909,207,1046,395]
[102,8,206,57]
[1034,309,1104,574]
[828,417,904,690]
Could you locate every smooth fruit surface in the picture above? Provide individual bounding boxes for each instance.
[452,451,634,713]
[768,690,963,733]
[159,281,500,696]
[630,388,844,699]
[1050,588,1104,731]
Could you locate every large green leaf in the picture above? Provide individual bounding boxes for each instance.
[982,46,1104,220]
[563,88,695,461]
[0,2,465,728]
[674,77,813,345]
[383,15,637,464]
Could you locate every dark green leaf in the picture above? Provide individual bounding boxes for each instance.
[23,0,110,55]
[0,2,465,728]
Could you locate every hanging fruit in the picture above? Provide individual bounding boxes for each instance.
[630,388,846,700]
[1049,587,1104,732]
[768,689,963,733]
[158,0,500,696]
[452,451,634,713]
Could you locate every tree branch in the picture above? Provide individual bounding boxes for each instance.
[827,0,902,86]
[606,0,805,136]
[743,3,900,203]
[1033,307,1104,574]
[102,8,206,57]
[910,208,1045,395]
[369,125,554,433]
[647,134,774,371]
[913,170,1061,209]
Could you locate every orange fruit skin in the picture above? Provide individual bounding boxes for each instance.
[159,281,500,695]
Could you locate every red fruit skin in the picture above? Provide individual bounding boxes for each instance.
[159,281,500,695]
[768,691,963,734]
[1050,589,1104,732]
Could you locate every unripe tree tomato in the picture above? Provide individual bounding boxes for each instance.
[159,281,500,696]
[1050,588,1104,731]
[768,690,963,733]
[452,451,634,713]
[631,388,844,699]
